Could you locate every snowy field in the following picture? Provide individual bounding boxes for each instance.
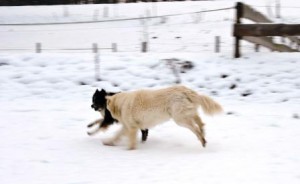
[0,1,300,184]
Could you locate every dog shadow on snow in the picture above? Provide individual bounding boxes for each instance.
[139,137,221,154]
[85,131,221,155]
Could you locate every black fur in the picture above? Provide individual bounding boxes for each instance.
[91,89,149,142]
[91,89,110,112]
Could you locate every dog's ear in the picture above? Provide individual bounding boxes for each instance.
[100,89,106,95]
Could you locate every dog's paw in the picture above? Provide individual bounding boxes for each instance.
[87,123,95,128]
[87,131,94,136]
[87,129,100,136]
[127,146,136,150]
[201,138,207,148]
[127,143,137,150]
[102,140,115,146]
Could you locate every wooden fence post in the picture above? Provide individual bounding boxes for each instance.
[276,0,281,19]
[266,4,273,18]
[92,43,98,53]
[215,36,220,53]
[93,43,100,81]
[63,6,69,17]
[194,12,201,23]
[103,7,109,18]
[112,43,117,52]
[36,43,42,53]
[142,42,148,53]
[255,44,260,52]
[141,12,149,53]
[234,2,243,58]
[93,9,99,21]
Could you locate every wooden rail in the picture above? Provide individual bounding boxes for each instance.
[234,24,300,37]
[234,2,300,58]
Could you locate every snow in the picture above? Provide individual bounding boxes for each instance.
[0,1,300,184]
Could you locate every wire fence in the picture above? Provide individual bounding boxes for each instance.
[1,4,298,54]
[0,5,236,54]
[0,7,234,26]
[252,5,300,9]
[0,42,223,53]
[0,19,232,33]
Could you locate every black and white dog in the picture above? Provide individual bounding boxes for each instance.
[88,89,149,142]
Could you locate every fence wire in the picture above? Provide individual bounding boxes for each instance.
[0,7,234,26]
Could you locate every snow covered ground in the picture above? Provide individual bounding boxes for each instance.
[0,1,300,184]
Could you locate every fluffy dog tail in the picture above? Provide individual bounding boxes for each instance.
[183,87,223,115]
[196,94,223,115]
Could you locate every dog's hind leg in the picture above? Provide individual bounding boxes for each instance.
[193,115,207,147]
[141,129,148,142]
[174,116,206,147]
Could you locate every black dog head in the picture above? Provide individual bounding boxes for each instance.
[91,89,107,111]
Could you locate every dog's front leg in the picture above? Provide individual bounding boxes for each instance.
[102,126,126,146]
[87,118,103,136]
[127,127,138,150]
[87,118,102,128]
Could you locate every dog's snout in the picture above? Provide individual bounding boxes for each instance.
[91,104,100,111]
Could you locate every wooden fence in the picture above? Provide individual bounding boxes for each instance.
[233,2,300,58]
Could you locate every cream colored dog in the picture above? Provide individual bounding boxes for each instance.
[105,85,223,150]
